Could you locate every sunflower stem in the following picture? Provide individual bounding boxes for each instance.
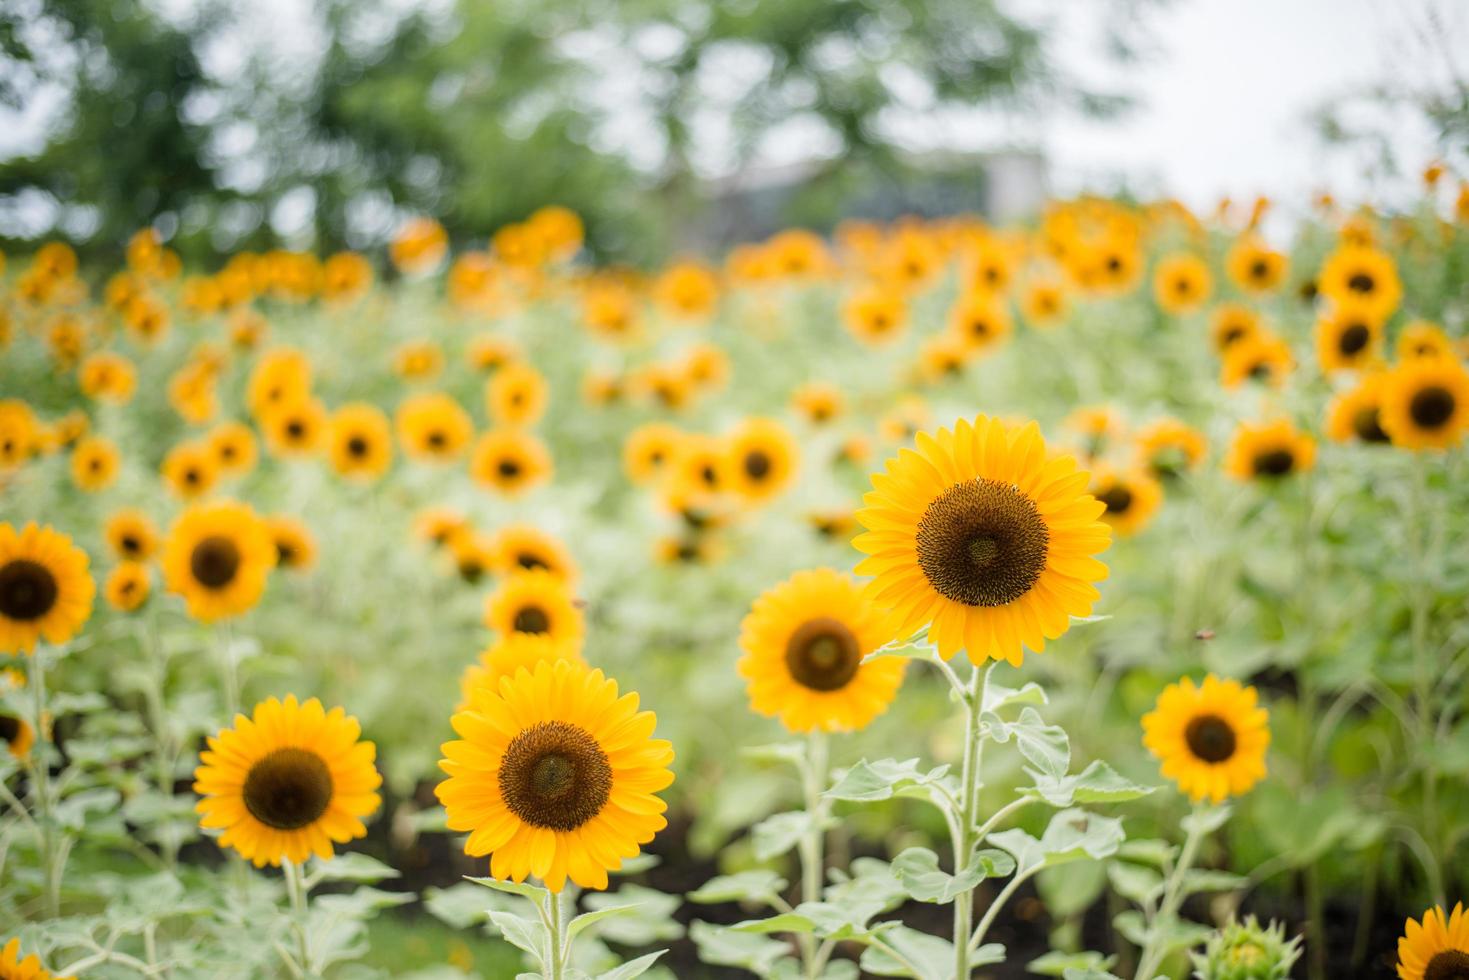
[1133,803,1208,980]
[1406,451,1444,906]
[28,646,63,918]
[544,889,565,980]
[217,621,239,720]
[797,729,829,978]
[283,857,313,976]
[953,661,988,980]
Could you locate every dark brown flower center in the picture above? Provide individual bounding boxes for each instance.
[498,720,612,831]
[1352,406,1390,443]
[120,534,142,556]
[190,536,242,589]
[1184,714,1237,763]
[1250,259,1269,281]
[1410,386,1456,429]
[242,747,334,830]
[498,459,522,479]
[1252,449,1295,477]
[0,714,21,745]
[513,605,550,634]
[784,617,862,692]
[1098,484,1134,514]
[1338,323,1370,355]
[0,560,59,621]
[347,436,369,458]
[286,420,305,439]
[915,478,1050,607]
[1425,949,1469,980]
[1347,272,1375,293]
[516,552,548,572]
[426,430,446,449]
[744,450,772,481]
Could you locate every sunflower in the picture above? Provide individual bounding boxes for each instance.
[261,398,327,458]
[1090,467,1164,536]
[1318,244,1402,321]
[161,441,219,500]
[467,334,521,374]
[917,334,972,383]
[267,515,317,571]
[397,392,474,463]
[450,533,496,584]
[245,347,312,419]
[1225,236,1287,294]
[0,523,94,655]
[654,260,719,321]
[483,570,584,648]
[104,509,157,562]
[105,560,151,612]
[415,507,470,550]
[1398,903,1469,980]
[631,364,693,412]
[436,659,674,892]
[807,508,857,541]
[653,534,723,565]
[487,362,548,428]
[843,284,908,346]
[470,429,553,497]
[1220,333,1293,389]
[1209,304,1262,355]
[791,382,845,426]
[1326,373,1392,444]
[737,569,905,733]
[459,632,584,708]
[667,434,731,499]
[392,339,444,381]
[69,435,120,491]
[1142,674,1269,803]
[1019,279,1067,328]
[208,421,259,477]
[727,418,799,505]
[1314,305,1383,374]
[581,368,625,407]
[2,693,35,758]
[680,342,730,393]
[492,525,578,583]
[853,415,1111,665]
[1152,253,1213,314]
[0,937,68,980]
[1397,320,1456,361]
[1380,358,1469,450]
[946,292,1014,352]
[78,350,137,404]
[1133,418,1207,478]
[328,403,393,481]
[623,423,683,485]
[1224,419,1317,481]
[1063,405,1125,461]
[162,500,277,622]
[194,695,381,867]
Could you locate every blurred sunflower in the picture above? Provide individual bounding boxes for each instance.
[207,421,259,478]
[470,429,552,497]
[917,334,972,383]
[162,500,276,622]
[843,284,908,346]
[1318,244,1402,321]
[450,533,495,584]
[78,350,136,404]
[653,534,723,565]
[161,442,219,501]
[466,334,521,374]
[267,515,317,572]
[946,291,1013,352]
[415,506,470,550]
[1225,236,1287,294]
[328,403,393,481]
[262,398,327,459]
[806,508,857,542]
[738,568,904,733]
[854,415,1111,665]
[393,339,444,382]
[1019,278,1067,328]
[1142,674,1269,803]
[483,570,584,648]
[1152,253,1213,314]
[1397,903,1469,980]
[1224,419,1316,481]
[105,560,151,612]
[668,434,731,499]
[1,676,35,757]
[69,435,119,491]
[436,659,674,892]
[0,522,95,654]
[486,362,548,428]
[1396,320,1456,361]
[654,260,719,321]
[726,418,799,505]
[245,347,312,419]
[492,525,577,583]
[1063,405,1125,461]
[397,392,474,463]
[1314,305,1382,374]
[0,937,66,980]
[1209,304,1262,355]
[1133,418,1207,479]
[1091,467,1164,536]
[791,382,845,426]
[1220,333,1293,389]
[680,342,730,394]
[105,509,158,561]
[1380,358,1469,450]
[623,423,682,486]
[459,632,584,708]
[194,695,381,867]
[1326,373,1392,444]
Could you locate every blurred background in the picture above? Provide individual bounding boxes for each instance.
[0,0,1466,265]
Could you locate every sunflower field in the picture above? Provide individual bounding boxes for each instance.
[3,185,1469,980]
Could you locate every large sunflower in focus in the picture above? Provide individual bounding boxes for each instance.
[194,695,381,867]
[0,937,70,980]
[162,501,277,622]
[0,523,95,654]
[738,568,904,733]
[1142,674,1268,803]
[437,659,674,892]
[854,415,1111,665]
[1398,903,1469,980]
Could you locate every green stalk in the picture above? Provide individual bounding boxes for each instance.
[1133,806,1207,980]
[953,662,987,980]
[284,858,313,976]
[797,730,830,978]
[545,889,565,980]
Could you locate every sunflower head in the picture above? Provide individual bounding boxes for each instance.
[0,937,70,980]
[208,420,259,477]
[1090,467,1164,537]
[105,561,151,612]
[1314,304,1383,374]
[396,392,474,463]
[486,362,548,427]
[623,423,683,486]
[1152,253,1213,314]
[491,524,577,583]
[437,659,674,892]
[470,429,553,497]
[161,441,219,500]
[1142,674,1269,803]
[1398,903,1469,980]
[1326,373,1392,445]
[162,500,277,623]
[854,415,1110,665]
[1380,358,1469,451]
[483,569,585,648]
[727,418,799,505]
[1224,419,1316,482]
[268,515,317,571]
[194,695,381,867]
[0,523,95,654]
[1133,417,1207,479]
[329,402,393,481]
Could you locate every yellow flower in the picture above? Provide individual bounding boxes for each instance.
[791,382,845,426]
[946,291,1013,352]
[390,216,449,275]
[854,414,1111,665]
[1142,674,1269,803]
[1133,418,1207,478]
[1224,419,1316,480]
[483,570,584,649]
[329,403,393,481]
[1209,304,1263,355]
[470,429,553,497]
[194,695,381,867]
[1314,305,1383,374]
[1397,903,1469,980]
[738,569,905,733]
[1326,372,1392,445]
[843,284,908,346]
[492,524,578,583]
[161,441,219,500]
[1225,236,1288,294]
[1090,467,1164,536]
[1318,244,1402,322]
[0,937,70,980]
[1380,357,1469,450]
[397,392,474,463]
[655,260,720,321]
[70,435,120,491]
[1396,320,1456,361]
[162,500,276,622]
[105,508,158,561]
[267,515,317,571]
[0,523,95,654]
[623,423,683,486]
[726,418,799,505]
[436,659,674,892]
[486,362,548,428]
[459,632,584,708]
[207,421,259,477]
[262,398,328,459]
[1152,253,1213,314]
[78,351,136,404]
[1220,332,1293,389]
[105,560,151,612]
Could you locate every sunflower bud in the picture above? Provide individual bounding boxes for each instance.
[1191,916,1303,980]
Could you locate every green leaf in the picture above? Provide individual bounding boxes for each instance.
[689,920,791,975]
[313,852,401,884]
[1180,804,1232,837]
[861,630,935,664]
[859,926,958,980]
[824,758,954,805]
[423,882,516,930]
[1107,861,1163,905]
[1028,950,1117,976]
[567,902,643,941]
[466,875,549,902]
[752,810,830,861]
[1027,760,1157,807]
[731,912,818,935]
[982,680,1048,714]
[891,846,1011,904]
[582,884,683,945]
[314,886,414,916]
[1062,970,1124,980]
[687,870,787,905]
[595,950,666,980]
[991,809,1125,873]
[488,909,547,958]
[987,707,1070,780]
[742,742,807,767]
[1177,869,1249,896]
[1118,839,1177,868]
